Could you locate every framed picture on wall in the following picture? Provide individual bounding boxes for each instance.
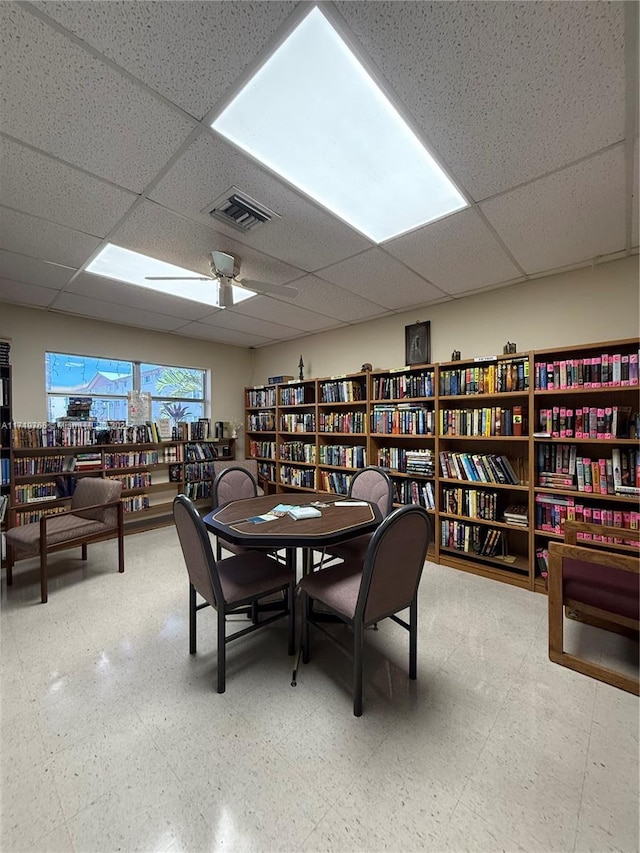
[405,321,431,366]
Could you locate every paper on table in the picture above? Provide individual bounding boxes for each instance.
[271,504,296,512]
[334,501,369,506]
[246,514,279,524]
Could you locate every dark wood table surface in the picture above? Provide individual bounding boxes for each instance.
[203,492,381,571]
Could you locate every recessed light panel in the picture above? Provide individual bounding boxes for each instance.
[86,243,222,308]
[211,6,466,243]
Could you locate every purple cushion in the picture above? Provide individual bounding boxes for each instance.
[563,558,639,622]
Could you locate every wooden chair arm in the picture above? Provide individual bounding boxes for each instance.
[38,499,123,535]
[549,540,640,574]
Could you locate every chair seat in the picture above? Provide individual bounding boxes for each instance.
[6,514,112,552]
[564,557,640,622]
[217,550,293,606]
[299,559,362,620]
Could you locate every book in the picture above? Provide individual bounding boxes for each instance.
[287,506,322,520]
[268,375,295,384]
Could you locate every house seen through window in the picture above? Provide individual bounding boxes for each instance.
[45,353,207,424]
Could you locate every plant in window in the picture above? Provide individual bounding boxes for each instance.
[160,402,192,423]
[156,368,203,398]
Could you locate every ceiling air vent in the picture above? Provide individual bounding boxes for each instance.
[204,188,279,234]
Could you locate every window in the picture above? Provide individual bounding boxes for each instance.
[45,353,207,425]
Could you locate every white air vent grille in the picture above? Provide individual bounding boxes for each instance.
[204,188,279,233]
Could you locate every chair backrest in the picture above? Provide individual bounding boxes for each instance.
[357,504,433,625]
[173,495,223,608]
[212,466,258,508]
[72,478,122,526]
[349,466,394,517]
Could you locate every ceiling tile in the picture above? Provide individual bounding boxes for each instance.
[0,137,137,237]
[50,292,186,331]
[1,4,194,192]
[0,208,102,269]
[0,278,59,308]
[319,248,445,309]
[31,1,297,120]
[198,308,303,340]
[481,146,626,274]
[65,272,221,322]
[287,275,388,322]
[231,295,343,333]
[0,250,75,290]
[149,134,372,271]
[173,321,274,348]
[111,200,303,284]
[385,208,522,294]
[337,1,624,200]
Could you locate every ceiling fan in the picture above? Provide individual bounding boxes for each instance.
[146,251,298,307]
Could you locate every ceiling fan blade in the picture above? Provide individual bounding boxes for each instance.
[238,279,299,298]
[145,276,213,281]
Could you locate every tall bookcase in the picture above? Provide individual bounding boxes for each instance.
[532,338,640,591]
[244,337,639,593]
[1,364,12,568]
[8,432,234,534]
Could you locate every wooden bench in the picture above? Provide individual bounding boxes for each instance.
[548,521,639,695]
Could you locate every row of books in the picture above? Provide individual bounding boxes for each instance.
[104,451,159,468]
[442,488,501,521]
[0,494,7,523]
[13,422,99,448]
[248,441,276,460]
[247,413,276,431]
[319,470,352,494]
[11,420,208,448]
[372,371,434,401]
[318,380,364,403]
[534,352,639,390]
[122,495,150,512]
[13,505,68,525]
[281,386,315,405]
[439,451,522,485]
[393,479,435,509]
[317,412,364,433]
[319,445,366,468]
[184,442,223,462]
[12,454,74,476]
[162,445,183,463]
[75,452,102,471]
[0,341,9,365]
[258,462,276,481]
[537,444,638,488]
[376,447,435,476]
[172,420,210,441]
[537,405,634,439]
[535,494,639,541]
[246,388,277,408]
[108,473,151,489]
[14,483,58,502]
[440,358,529,396]
[280,466,315,488]
[184,462,215,481]
[183,481,212,500]
[0,376,9,407]
[279,441,317,463]
[280,413,316,433]
[441,520,506,557]
[371,405,435,436]
[440,406,526,437]
[1,457,10,486]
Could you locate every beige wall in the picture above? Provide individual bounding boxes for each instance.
[1,255,638,426]
[251,256,640,383]
[0,304,253,428]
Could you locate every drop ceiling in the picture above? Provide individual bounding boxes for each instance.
[1,1,637,349]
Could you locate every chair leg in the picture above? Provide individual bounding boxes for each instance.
[217,608,226,694]
[301,591,311,664]
[40,546,48,604]
[353,622,364,717]
[409,596,418,680]
[81,543,88,560]
[189,583,197,654]
[118,531,125,573]
[288,581,296,656]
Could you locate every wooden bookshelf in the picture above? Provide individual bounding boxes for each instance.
[243,338,639,592]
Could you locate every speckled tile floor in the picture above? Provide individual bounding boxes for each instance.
[1,527,638,853]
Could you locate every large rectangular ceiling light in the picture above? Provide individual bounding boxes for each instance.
[85,244,254,308]
[211,6,467,243]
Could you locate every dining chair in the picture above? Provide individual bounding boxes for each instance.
[211,466,260,559]
[173,494,296,694]
[5,477,124,603]
[299,503,433,716]
[321,466,393,565]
